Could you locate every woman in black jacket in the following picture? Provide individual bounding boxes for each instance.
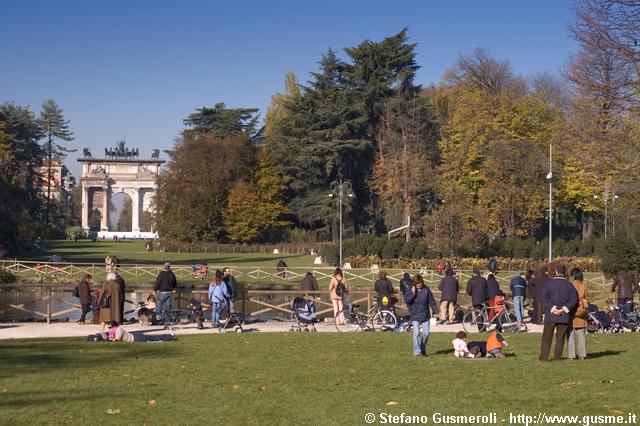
[405,274,439,357]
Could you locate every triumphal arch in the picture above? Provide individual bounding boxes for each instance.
[78,141,165,238]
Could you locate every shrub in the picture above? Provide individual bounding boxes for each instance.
[65,226,86,240]
[0,267,16,283]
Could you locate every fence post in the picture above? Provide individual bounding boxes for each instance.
[46,289,51,324]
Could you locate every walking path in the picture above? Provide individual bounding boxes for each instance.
[0,320,543,340]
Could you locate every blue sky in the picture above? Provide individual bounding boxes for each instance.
[1,0,578,178]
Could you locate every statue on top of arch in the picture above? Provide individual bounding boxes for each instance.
[104,140,139,159]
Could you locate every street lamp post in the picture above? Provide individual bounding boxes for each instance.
[547,143,553,263]
[594,183,618,239]
[329,178,353,267]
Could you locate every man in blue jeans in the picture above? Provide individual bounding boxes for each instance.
[510,272,528,330]
[154,262,178,320]
[404,274,439,357]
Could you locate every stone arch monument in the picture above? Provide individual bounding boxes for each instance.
[78,142,165,239]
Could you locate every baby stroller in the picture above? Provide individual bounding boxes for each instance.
[217,298,243,333]
[290,296,318,332]
[587,303,618,333]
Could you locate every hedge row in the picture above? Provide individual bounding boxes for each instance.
[341,256,602,273]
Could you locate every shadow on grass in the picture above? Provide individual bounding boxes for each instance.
[0,388,137,408]
[0,339,179,378]
[586,350,626,359]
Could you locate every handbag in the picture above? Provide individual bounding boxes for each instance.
[100,293,111,309]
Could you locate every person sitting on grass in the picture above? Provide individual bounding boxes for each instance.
[452,331,476,359]
[486,325,508,359]
[101,321,135,342]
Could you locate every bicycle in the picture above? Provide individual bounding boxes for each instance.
[462,301,520,334]
[335,301,397,332]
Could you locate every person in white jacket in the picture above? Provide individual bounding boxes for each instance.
[452,331,475,358]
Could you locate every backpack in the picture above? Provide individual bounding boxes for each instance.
[336,281,346,297]
[72,286,79,298]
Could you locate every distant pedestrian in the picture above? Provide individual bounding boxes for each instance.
[99,272,123,331]
[374,270,394,306]
[301,271,319,312]
[399,272,412,298]
[77,274,92,324]
[568,267,589,360]
[154,262,177,320]
[488,257,499,273]
[114,271,126,323]
[300,271,319,297]
[539,264,578,361]
[486,273,503,320]
[466,268,488,309]
[209,270,229,326]
[611,270,639,314]
[222,267,237,313]
[509,272,527,328]
[276,258,288,279]
[329,268,347,325]
[438,268,459,324]
[529,266,549,325]
[404,274,439,357]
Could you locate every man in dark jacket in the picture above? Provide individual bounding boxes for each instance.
[77,274,92,324]
[405,274,439,356]
[114,271,126,323]
[223,267,237,313]
[399,273,412,297]
[510,272,527,325]
[539,264,578,361]
[301,271,319,313]
[154,262,178,320]
[438,268,459,324]
[611,270,639,314]
[529,267,549,324]
[374,271,394,306]
[466,268,488,309]
[300,271,319,295]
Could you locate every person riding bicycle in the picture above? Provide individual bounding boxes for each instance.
[374,270,395,309]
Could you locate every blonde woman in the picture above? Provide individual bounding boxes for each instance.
[329,268,347,325]
[568,267,588,360]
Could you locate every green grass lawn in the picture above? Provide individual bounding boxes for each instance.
[17,240,315,268]
[0,332,638,425]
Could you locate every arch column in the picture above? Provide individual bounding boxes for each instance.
[81,185,89,232]
[101,186,109,231]
[132,188,140,233]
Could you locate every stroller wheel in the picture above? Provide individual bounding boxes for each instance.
[235,327,242,333]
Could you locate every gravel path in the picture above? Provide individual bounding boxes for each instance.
[0,320,543,340]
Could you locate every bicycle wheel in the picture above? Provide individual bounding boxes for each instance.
[372,310,397,331]
[462,310,485,333]
[334,309,358,332]
[498,312,520,333]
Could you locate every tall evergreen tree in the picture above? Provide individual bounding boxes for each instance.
[269,50,369,238]
[184,102,262,140]
[39,100,74,224]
